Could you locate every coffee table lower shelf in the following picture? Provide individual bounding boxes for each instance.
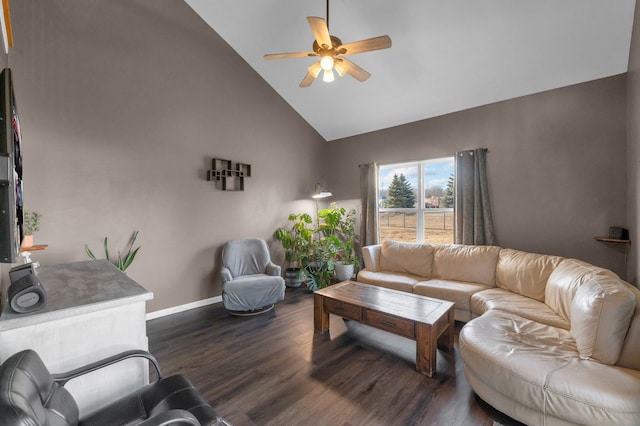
[313,281,454,377]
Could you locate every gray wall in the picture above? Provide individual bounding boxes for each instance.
[327,76,629,278]
[9,0,326,312]
[627,0,640,286]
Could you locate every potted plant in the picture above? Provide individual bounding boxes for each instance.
[85,230,141,272]
[275,213,314,287]
[22,210,42,248]
[304,234,339,291]
[318,203,361,281]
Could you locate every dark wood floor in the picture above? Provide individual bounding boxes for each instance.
[147,287,524,426]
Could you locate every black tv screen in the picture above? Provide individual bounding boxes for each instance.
[0,68,23,263]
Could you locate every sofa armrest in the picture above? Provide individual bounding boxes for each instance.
[52,350,162,386]
[266,262,281,277]
[362,244,382,272]
[137,409,200,426]
[221,266,233,285]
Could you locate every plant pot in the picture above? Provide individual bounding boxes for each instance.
[284,267,304,288]
[334,262,355,282]
[22,234,34,248]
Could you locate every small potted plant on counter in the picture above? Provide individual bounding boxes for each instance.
[22,210,42,248]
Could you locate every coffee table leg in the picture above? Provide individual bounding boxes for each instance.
[415,323,436,377]
[314,294,329,334]
[437,307,454,351]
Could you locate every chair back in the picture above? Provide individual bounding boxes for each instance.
[0,350,79,426]
[222,238,272,278]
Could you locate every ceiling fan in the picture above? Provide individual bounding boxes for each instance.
[263,0,392,87]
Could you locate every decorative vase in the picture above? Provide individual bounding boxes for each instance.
[284,267,304,288]
[22,234,33,248]
[334,262,355,282]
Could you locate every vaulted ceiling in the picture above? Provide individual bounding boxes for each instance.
[185,0,636,141]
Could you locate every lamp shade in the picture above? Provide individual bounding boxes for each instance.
[312,182,332,199]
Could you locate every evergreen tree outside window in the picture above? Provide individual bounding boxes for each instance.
[386,173,416,208]
[441,174,455,208]
[378,157,455,244]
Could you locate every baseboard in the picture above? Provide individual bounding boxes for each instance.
[146,296,222,321]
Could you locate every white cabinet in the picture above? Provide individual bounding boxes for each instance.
[0,260,153,417]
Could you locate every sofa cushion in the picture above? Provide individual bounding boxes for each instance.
[545,258,604,322]
[460,310,640,426]
[356,270,420,293]
[432,245,501,286]
[545,356,640,425]
[414,279,490,322]
[361,244,381,272]
[471,288,569,330]
[379,240,433,278]
[496,249,562,302]
[570,273,636,365]
[617,282,640,370]
[460,311,578,419]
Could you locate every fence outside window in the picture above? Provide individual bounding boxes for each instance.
[379,208,454,244]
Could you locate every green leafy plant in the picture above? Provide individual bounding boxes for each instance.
[274,213,314,266]
[304,234,340,291]
[318,203,361,267]
[23,210,42,236]
[85,230,141,272]
[274,204,360,291]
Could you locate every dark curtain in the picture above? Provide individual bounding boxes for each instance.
[454,148,497,245]
[359,163,378,247]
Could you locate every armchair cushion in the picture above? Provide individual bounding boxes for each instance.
[222,274,285,312]
[222,239,273,278]
[80,374,222,426]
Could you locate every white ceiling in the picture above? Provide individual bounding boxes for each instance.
[185,0,636,141]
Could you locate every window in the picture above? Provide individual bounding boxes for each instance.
[378,157,455,244]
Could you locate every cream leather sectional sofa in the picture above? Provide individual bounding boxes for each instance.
[358,240,640,426]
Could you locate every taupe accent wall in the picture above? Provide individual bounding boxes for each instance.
[8,0,326,312]
[327,76,630,279]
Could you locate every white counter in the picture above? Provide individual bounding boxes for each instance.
[0,259,153,417]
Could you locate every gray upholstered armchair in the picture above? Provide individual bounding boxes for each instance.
[221,238,286,315]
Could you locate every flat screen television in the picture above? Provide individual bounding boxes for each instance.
[0,68,23,263]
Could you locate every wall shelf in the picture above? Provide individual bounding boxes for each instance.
[207,158,251,191]
[594,237,631,244]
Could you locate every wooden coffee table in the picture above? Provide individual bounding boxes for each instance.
[314,281,454,377]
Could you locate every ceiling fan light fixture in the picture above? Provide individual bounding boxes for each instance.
[322,69,335,83]
[263,0,392,88]
[320,55,334,71]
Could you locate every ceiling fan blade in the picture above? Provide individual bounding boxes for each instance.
[339,35,392,56]
[264,51,316,60]
[334,59,347,77]
[308,61,322,79]
[339,58,371,82]
[307,16,332,48]
[299,72,316,88]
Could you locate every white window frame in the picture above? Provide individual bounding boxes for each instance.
[378,156,454,243]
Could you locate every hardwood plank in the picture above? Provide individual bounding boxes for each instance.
[147,287,525,426]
